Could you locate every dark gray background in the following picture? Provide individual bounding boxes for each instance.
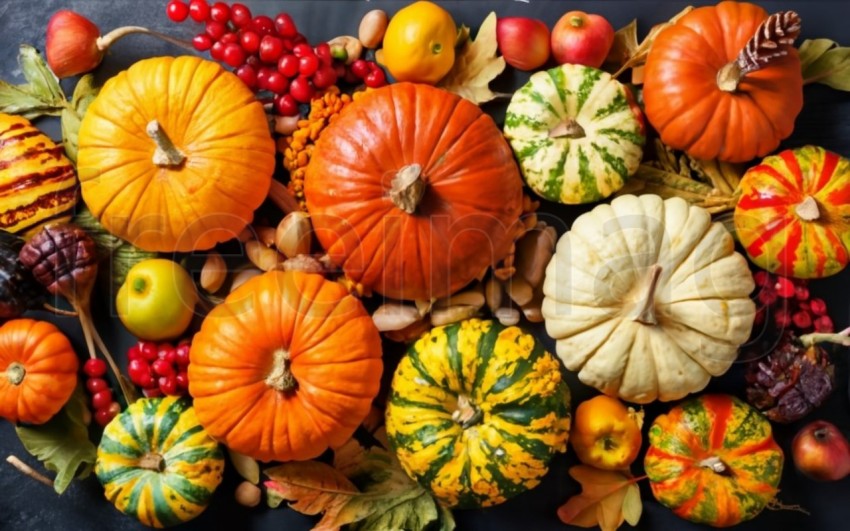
[1,1,850,530]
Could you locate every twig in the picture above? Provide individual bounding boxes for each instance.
[6,455,54,488]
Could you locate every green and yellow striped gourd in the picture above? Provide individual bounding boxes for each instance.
[0,114,77,237]
[95,397,224,528]
[504,64,645,204]
[385,318,571,509]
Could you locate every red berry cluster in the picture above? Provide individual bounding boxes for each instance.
[127,340,191,397]
[165,0,387,115]
[753,271,833,333]
[83,359,122,427]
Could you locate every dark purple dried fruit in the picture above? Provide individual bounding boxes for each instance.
[745,334,834,423]
[18,224,98,300]
[0,230,46,319]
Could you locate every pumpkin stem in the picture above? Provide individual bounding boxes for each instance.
[794,196,820,221]
[146,120,186,167]
[698,456,729,475]
[717,11,801,93]
[266,348,298,393]
[138,452,166,472]
[5,362,26,386]
[631,264,662,325]
[451,394,483,429]
[548,119,586,139]
[389,164,427,215]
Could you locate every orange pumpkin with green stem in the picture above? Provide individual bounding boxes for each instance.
[643,2,803,163]
[188,270,383,462]
[0,319,78,425]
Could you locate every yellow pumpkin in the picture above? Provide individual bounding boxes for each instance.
[77,56,275,252]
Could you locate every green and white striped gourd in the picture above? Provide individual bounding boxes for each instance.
[504,64,645,204]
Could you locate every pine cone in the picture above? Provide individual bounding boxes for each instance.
[19,224,98,298]
[745,334,834,423]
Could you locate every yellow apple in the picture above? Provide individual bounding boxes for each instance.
[116,259,197,341]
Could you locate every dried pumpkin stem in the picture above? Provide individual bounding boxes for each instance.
[389,164,427,214]
[717,11,801,92]
[138,452,165,472]
[631,264,663,325]
[146,120,186,167]
[548,119,586,139]
[96,26,196,54]
[452,394,483,429]
[266,349,297,392]
[5,362,25,386]
[698,456,728,474]
[6,455,54,488]
[794,196,820,221]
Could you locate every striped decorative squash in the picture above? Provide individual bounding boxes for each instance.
[645,394,783,527]
[735,145,850,279]
[0,114,77,237]
[96,397,224,528]
[504,64,644,204]
[385,319,571,509]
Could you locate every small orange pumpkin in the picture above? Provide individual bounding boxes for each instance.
[188,270,383,462]
[0,319,78,424]
[77,55,275,252]
[304,82,523,301]
[643,2,803,162]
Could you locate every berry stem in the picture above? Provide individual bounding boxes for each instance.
[97,26,195,54]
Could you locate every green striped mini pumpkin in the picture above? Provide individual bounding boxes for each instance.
[504,64,645,204]
[385,318,571,509]
[95,397,224,528]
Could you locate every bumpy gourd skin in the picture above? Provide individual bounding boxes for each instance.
[386,318,571,509]
[96,397,224,529]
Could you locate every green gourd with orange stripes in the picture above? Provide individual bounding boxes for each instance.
[503,64,645,204]
[734,145,850,279]
[644,394,783,527]
[0,114,77,237]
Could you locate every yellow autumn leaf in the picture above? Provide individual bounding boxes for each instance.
[438,11,507,104]
[557,465,643,531]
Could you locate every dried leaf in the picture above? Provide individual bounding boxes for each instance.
[266,438,455,531]
[605,19,638,71]
[612,7,694,79]
[800,38,850,90]
[622,483,643,525]
[558,466,642,531]
[61,74,99,162]
[438,12,507,104]
[19,45,64,104]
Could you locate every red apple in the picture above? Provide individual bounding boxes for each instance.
[551,11,615,68]
[496,17,550,71]
[792,420,850,481]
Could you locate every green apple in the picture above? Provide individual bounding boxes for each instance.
[116,259,198,341]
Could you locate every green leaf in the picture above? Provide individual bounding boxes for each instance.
[0,80,62,119]
[266,438,455,531]
[15,387,96,494]
[799,38,850,91]
[61,74,99,162]
[19,45,64,105]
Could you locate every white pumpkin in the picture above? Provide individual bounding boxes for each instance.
[542,194,755,403]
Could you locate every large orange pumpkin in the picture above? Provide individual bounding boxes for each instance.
[304,82,524,301]
[643,2,803,162]
[188,270,383,462]
[0,318,78,425]
[77,55,275,252]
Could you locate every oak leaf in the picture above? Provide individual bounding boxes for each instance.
[438,12,507,104]
[557,465,642,531]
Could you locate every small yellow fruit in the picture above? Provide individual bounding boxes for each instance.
[382,1,457,84]
[116,259,197,341]
[570,395,643,470]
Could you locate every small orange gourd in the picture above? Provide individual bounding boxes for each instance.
[0,319,78,425]
[77,55,275,252]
